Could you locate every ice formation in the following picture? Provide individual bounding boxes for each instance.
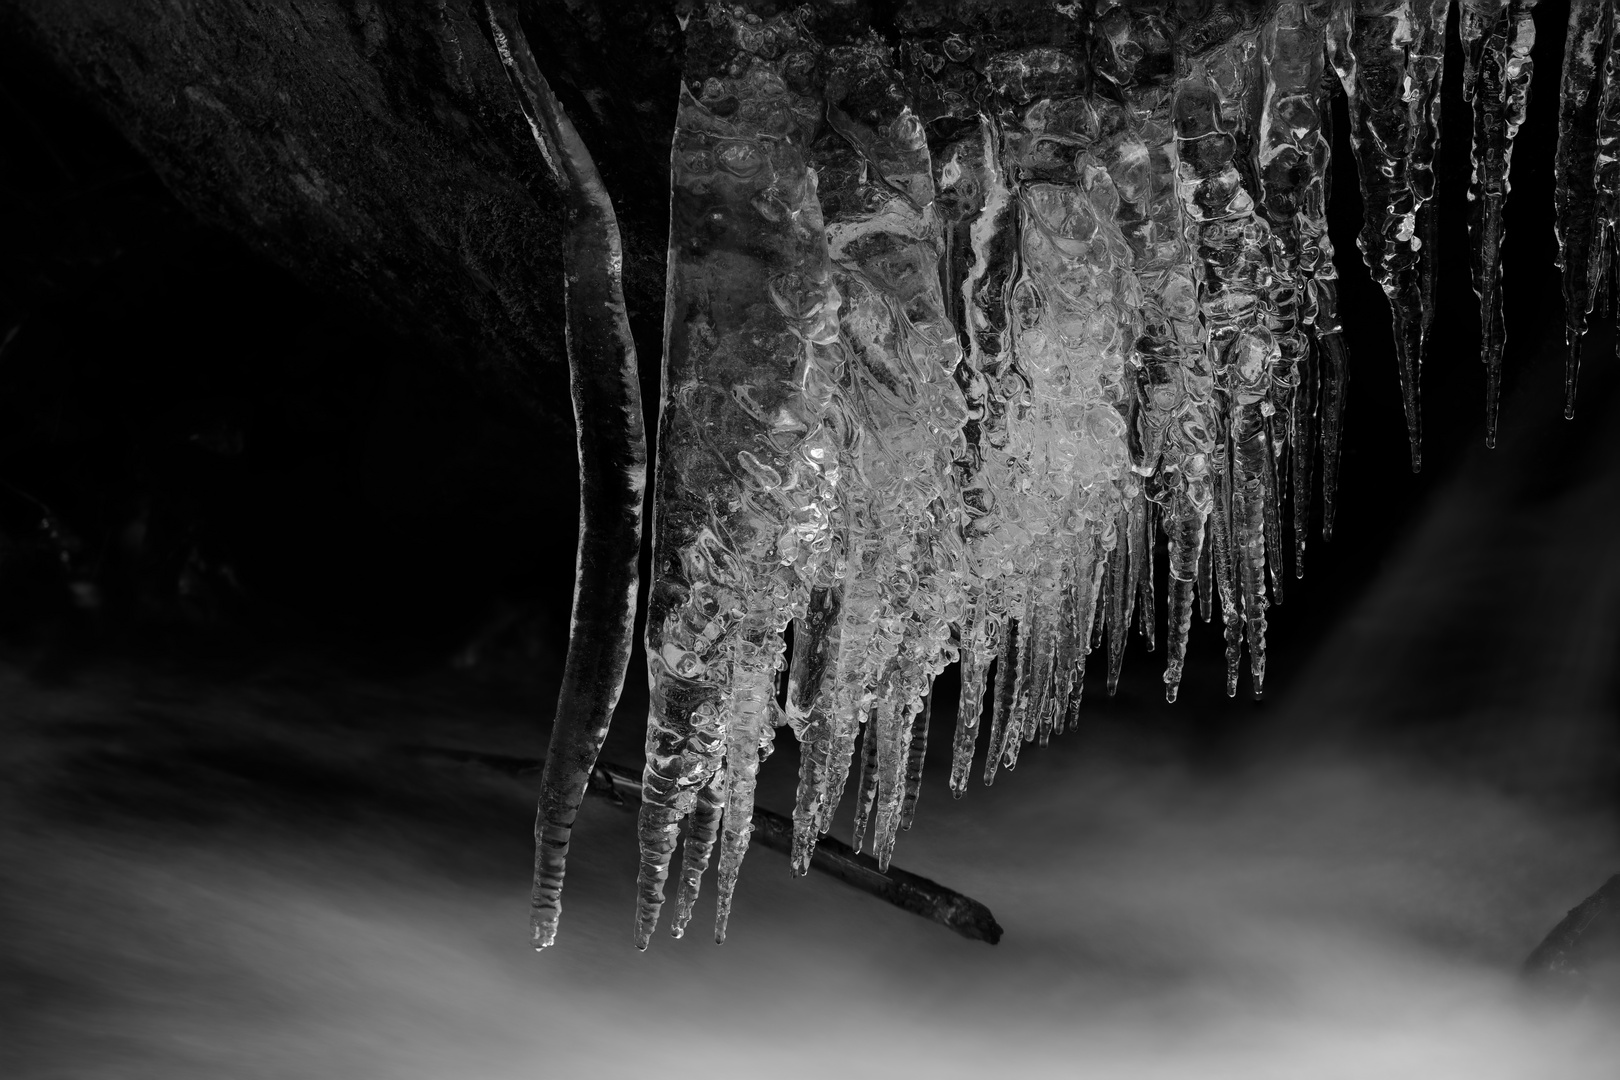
[517,0,1620,947]
[478,0,648,953]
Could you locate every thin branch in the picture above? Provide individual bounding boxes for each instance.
[405,745,1003,945]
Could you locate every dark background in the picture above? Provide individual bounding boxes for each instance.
[3,3,1619,1075]
[0,1,1602,747]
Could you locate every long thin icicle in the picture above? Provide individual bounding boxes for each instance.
[1462,0,1539,446]
[1313,63,1352,541]
[479,1,648,952]
[1174,18,1278,698]
[1329,0,1428,470]
[1593,7,1620,347]
[787,587,841,874]
[1557,0,1612,417]
[1256,1,1331,578]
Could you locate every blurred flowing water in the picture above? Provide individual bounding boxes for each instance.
[4,327,1620,1078]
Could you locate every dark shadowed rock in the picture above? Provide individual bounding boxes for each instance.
[3,0,683,421]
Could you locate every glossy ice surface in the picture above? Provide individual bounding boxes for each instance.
[606,0,1620,946]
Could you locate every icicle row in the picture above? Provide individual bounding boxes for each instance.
[605,0,1618,951]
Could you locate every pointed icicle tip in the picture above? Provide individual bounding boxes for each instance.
[1565,332,1582,420]
[632,905,659,951]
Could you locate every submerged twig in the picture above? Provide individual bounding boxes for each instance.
[405,746,1002,945]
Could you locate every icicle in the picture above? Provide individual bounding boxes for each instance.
[1461,0,1540,447]
[900,687,932,830]
[1069,530,1108,729]
[1292,335,1319,573]
[671,764,725,938]
[868,688,912,870]
[994,63,1138,736]
[1410,0,1452,361]
[712,636,783,943]
[637,689,722,949]
[1310,42,1351,541]
[1028,590,1060,746]
[950,601,991,797]
[809,37,968,876]
[1256,1,1333,581]
[983,616,1019,787]
[1173,26,1280,697]
[1050,552,1082,727]
[1114,57,1214,680]
[999,593,1038,773]
[1089,544,1110,655]
[1316,295,1352,539]
[851,712,880,853]
[787,586,841,875]
[817,706,861,836]
[1013,584,1050,749]
[1328,0,1426,469]
[636,12,842,949]
[1210,432,1244,698]
[1261,415,1285,605]
[1133,493,1156,650]
[565,0,1620,950]
[480,1,649,952]
[1106,510,1131,695]
[1557,0,1612,418]
[1196,514,1214,624]
[1594,10,1620,349]
[1232,403,1271,698]
[1162,497,1206,703]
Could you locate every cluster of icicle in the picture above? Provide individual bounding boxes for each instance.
[520,0,1618,951]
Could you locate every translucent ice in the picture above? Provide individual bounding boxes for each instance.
[1462,0,1539,446]
[478,1,647,952]
[1557,0,1611,416]
[638,11,843,948]
[513,0,1620,950]
[1329,0,1429,470]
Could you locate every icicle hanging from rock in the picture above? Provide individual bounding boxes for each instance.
[1559,0,1614,417]
[476,1,648,952]
[488,0,1620,950]
[636,10,844,948]
[1463,0,1540,447]
[1328,0,1430,471]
